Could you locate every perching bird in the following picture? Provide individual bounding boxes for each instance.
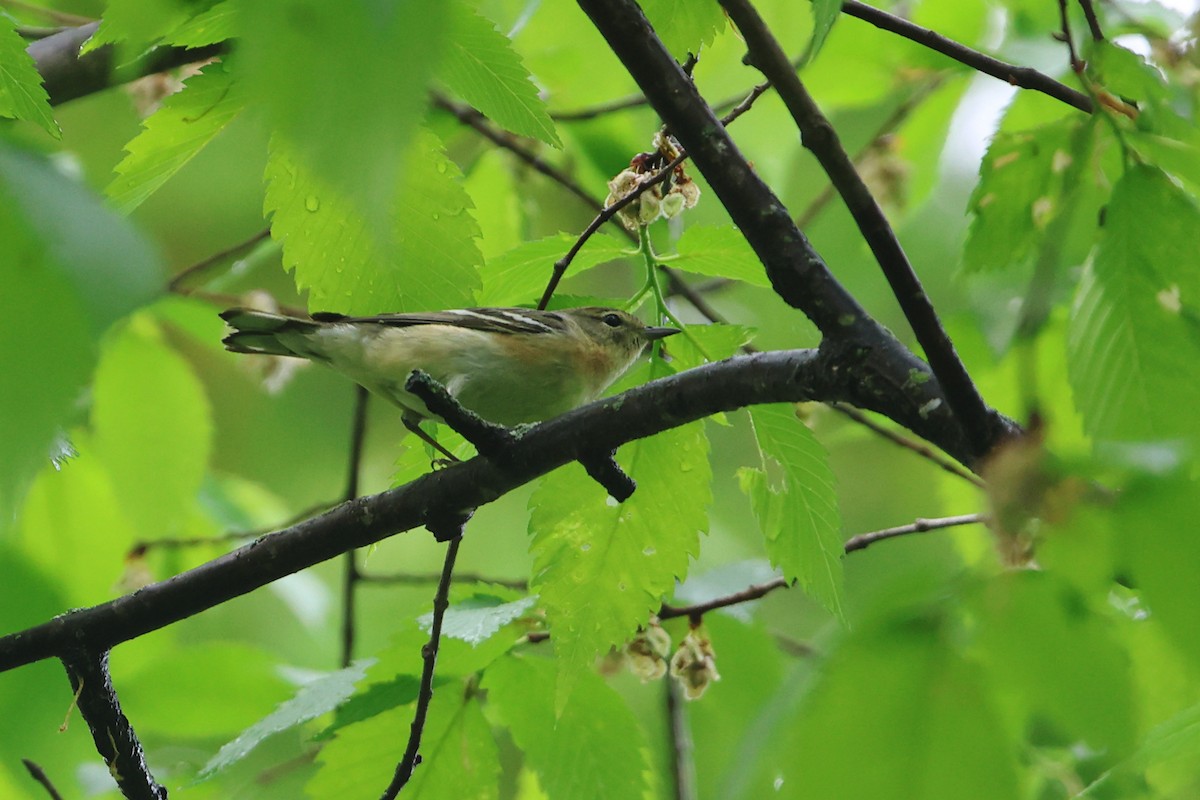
[220,305,680,453]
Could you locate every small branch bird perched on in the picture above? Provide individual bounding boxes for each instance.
[220,306,680,455]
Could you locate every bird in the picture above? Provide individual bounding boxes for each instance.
[220,305,680,456]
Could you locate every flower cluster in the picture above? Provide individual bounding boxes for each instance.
[604,132,700,230]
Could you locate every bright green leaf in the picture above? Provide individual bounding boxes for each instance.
[163,0,237,47]
[0,15,59,138]
[265,129,482,315]
[782,619,1020,797]
[83,0,217,55]
[476,231,629,307]
[964,118,1080,272]
[805,0,842,65]
[639,0,725,61]
[441,1,560,147]
[1067,166,1200,444]
[107,62,245,213]
[974,572,1134,757]
[307,684,499,800]
[418,595,537,646]
[91,318,213,539]
[484,654,651,800]
[741,404,843,617]
[673,226,771,287]
[239,0,448,232]
[120,643,291,738]
[0,146,159,515]
[528,410,710,706]
[1118,473,1200,669]
[202,660,372,777]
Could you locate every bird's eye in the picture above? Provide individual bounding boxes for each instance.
[602,313,623,328]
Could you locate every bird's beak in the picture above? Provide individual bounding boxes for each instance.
[644,326,682,340]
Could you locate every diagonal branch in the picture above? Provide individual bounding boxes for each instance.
[576,0,1015,465]
[841,1,1092,113]
[717,0,1003,461]
[0,347,980,673]
[60,649,167,800]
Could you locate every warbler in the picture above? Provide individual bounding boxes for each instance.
[220,306,680,444]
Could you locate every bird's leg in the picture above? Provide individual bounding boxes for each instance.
[402,414,459,464]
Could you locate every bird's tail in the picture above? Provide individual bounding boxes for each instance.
[220,308,324,356]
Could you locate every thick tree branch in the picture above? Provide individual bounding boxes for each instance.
[0,348,979,673]
[718,0,1002,461]
[576,0,1015,465]
[60,650,166,800]
[27,22,226,107]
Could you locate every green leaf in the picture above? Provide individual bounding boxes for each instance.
[0,145,159,515]
[307,684,499,800]
[418,595,538,647]
[476,231,629,307]
[1091,701,1200,792]
[667,323,755,373]
[974,572,1134,757]
[528,409,710,706]
[264,129,482,315]
[639,0,726,61]
[740,404,844,617]
[91,318,213,539]
[202,660,372,777]
[964,118,1080,272]
[107,62,245,214]
[120,643,292,739]
[441,1,559,147]
[83,0,217,55]
[805,0,843,65]
[1117,473,1200,669]
[0,15,59,138]
[484,654,651,800]
[239,0,448,232]
[1067,166,1200,444]
[163,0,236,47]
[782,618,1020,797]
[673,226,771,287]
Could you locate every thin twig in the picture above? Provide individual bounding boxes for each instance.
[1057,0,1085,73]
[551,93,650,120]
[721,0,1002,462]
[128,501,335,554]
[357,571,527,590]
[841,0,1092,113]
[340,385,371,668]
[843,513,986,553]
[433,93,600,211]
[666,680,698,800]
[380,534,464,799]
[660,577,789,620]
[1076,0,1105,42]
[536,153,685,310]
[167,228,271,294]
[21,760,64,800]
[831,404,985,487]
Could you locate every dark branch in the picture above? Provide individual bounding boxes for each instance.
[340,385,371,668]
[21,760,65,800]
[717,0,1003,461]
[660,577,789,620]
[381,533,464,799]
[841,1,1092,113]
[60,650,167,800]
[1,349,926,673]
[576,0,1014,465]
